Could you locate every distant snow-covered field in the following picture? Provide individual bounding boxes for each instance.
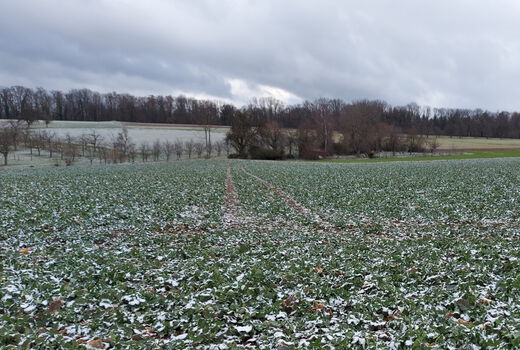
[45,127,227,145]
[28,120,228,145]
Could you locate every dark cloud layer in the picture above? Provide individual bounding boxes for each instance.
[1,0,519,109]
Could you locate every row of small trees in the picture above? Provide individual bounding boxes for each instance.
[108,128,229,164]
[0,121,228,166]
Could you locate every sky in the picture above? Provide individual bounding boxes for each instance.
[1,0,520,110]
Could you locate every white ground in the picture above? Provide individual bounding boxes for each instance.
[40,127,226,145]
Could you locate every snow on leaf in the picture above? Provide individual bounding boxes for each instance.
[171,333,188,340]
[235,325,252,333]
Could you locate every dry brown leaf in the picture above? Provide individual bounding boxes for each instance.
[282,295,297,309]
[311,303,325,312]
[485,293,495,300]
[479,322,491,330]
[46,299,63,313]
[384,311,403,322]
[384,314,397,322]
[478,298,492,305]
[457,318,473,326]
[87,339,104,348]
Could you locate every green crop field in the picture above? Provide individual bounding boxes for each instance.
[1,159,519,349]
[322,150,520,164]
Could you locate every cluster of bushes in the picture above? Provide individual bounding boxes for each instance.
[225,102,441,160]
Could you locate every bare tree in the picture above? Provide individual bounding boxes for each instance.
[296,119,319,159]
[128,143,137,162]
[224,139,231,156]
[0,87,13,119]
[26,130,36,160]
[205,141,213,158]
[199,101,218,158]
[385,128,404,156]
[215,140,224,157]
[60,134,76,165]
[286,132,297,158]
[78,134,89,157]
[113,127,132,162]
[226,109,257,157]
[98,141,110,164]
[22,127,31,150]
[140,142,150,162]
[34,87,52,126]
[339,101,384,156]
[62,134,77,166]
[33,131,47,156]
[0,126,14,165]
[11,86,34,126]
[194,142,204,158]
[44,132,57,158]
[87,130,103,164]
[163,140,174,161]
[152,139,162,161]
[174,140,184,160]
[406,132,426,153]
[310,98,334,154]
[185,139,194,159]
[427,137,440,153]
[256,120,286,158]
[7,120,23,151]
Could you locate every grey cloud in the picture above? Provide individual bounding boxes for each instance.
[1,0,520,109]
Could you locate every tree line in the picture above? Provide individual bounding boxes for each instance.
[2,85,520,139]
[3,85,520,160]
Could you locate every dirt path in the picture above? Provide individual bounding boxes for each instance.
[222,163,257,231]
[222,162,343,237]
[239,167,333,230]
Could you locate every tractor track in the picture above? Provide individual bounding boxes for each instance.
[239,167,333,230]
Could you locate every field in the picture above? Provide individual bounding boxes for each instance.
[436,136,520,150]
[28,120,228,145]
[323,150,520,164]
[1,159,520,349]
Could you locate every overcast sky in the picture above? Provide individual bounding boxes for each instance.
[1,0,520,110]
